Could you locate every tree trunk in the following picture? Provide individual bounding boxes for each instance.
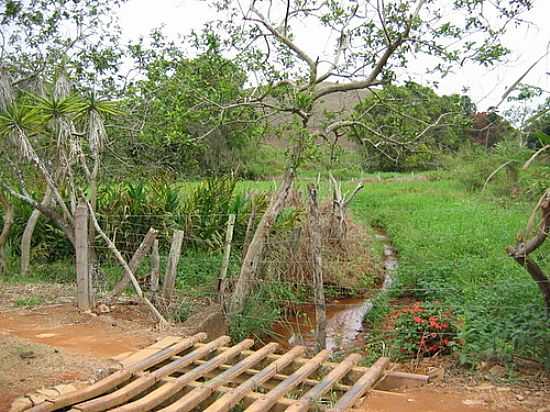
[0,192,14,275]
[229,169,295,315]
[308,184,327,350]
[507,191,550,317]
[20,185,54,275]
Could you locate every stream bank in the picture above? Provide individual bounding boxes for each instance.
[270,229,397,351]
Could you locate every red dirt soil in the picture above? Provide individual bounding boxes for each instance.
[0,303,154,358]
[0,303,548,412]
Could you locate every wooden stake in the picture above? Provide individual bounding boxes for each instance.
[75,200,92,311]
[73,336,230,412]
[204,345,306,412]
[35,334,206,412]
[85,200,167,325]
[150,239,160,294]
[285,353,361,412]
[327,357,390,412]
[219,213,235,305]
[158,342,279,412]
[308,184,327,350]
[163,229,184,300]
[242,195,256,260]
[245,350,330,412]
[109,339,254,412]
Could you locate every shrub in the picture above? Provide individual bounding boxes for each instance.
[393,301,458,359]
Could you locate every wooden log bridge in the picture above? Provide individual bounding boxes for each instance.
[20,334,428,412]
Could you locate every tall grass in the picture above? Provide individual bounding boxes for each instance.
[352,179,550,366]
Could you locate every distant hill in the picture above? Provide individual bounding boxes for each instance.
[265,82,369,149]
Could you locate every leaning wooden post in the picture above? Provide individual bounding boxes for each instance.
[163,230,184,300]
[108,227,158,300]
[218,214,236,306]
[308,184,327,351]
[75,199,93,311]
[85,199,167,325]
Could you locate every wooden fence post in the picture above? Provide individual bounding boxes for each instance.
[163,230,184,299]
[75,199,93,311]
[242,196,256,260]
[218,213,236,306]
[308,184,326,351]
[150,239,160,298]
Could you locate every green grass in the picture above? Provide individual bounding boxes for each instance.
[14,296,44,307]
[351,178,550,367]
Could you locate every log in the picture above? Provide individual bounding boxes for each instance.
[72,335,228,412]
[109,339,254,412]
[285,353,361,412]
[218,213,236,305]
[327,357,390,412]
[109,227,158,299]
[162,229,184,299]
[75,200,93,311]
[28,334,206,412]
[158,343,279,412]
[244,350,330,412]
[85,200,167,325]
[203,345,306,412]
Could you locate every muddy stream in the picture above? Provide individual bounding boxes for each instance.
[271,231,397,351]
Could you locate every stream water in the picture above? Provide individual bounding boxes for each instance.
[271,231,398,351]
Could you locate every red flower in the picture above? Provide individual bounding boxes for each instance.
[414,316,424,324]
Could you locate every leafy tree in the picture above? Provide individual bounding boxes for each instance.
[191,0,534,313]
[123,42,263,176]
[1,0,125,93]
[349,81,472,171]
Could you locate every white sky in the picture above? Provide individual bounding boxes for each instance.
[118,0,550,112]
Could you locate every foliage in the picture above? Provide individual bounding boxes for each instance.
[349,82,472,171]
[351,178,550,366]
[1,0,125,92]
[14,295,43,307]
[122,41,264,176]
[229,281,297,342]
[393,301,458,359]
[446,141,549,200]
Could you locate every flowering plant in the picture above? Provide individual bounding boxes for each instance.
[393,301,458,358]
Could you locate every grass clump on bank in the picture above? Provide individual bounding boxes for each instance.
[353,178,550,367]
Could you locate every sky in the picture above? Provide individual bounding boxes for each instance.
[117,0,550,112]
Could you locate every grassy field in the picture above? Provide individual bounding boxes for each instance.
[351,178,550,367]
[1,173,548,367]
